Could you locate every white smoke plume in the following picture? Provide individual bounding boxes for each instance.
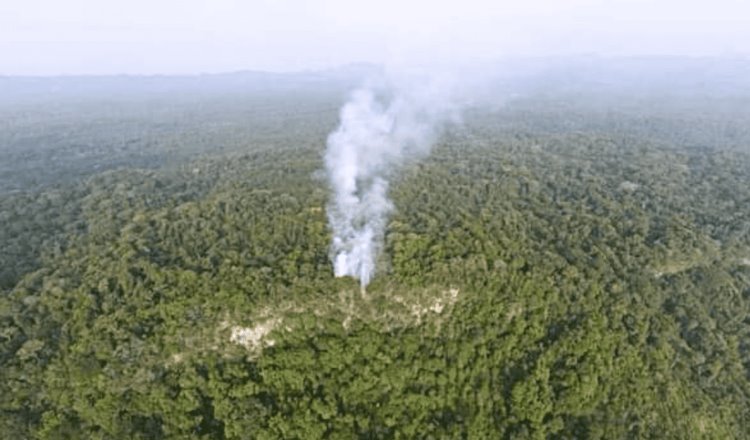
[325,72,458,287]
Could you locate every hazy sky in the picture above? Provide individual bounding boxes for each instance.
[1,0,749,75]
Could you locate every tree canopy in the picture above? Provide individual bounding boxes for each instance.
[2,89,750,439]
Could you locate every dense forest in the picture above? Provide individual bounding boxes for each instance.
[2,67,750,438]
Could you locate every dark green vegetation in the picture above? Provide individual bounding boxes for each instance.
[2,69,750,439]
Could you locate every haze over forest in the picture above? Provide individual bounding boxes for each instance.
[3,1,750,439]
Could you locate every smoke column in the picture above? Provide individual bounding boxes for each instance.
[325,73,456,287]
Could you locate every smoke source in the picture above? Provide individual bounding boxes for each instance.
[325,72,457,287]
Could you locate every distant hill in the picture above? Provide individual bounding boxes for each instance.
[495,55,750,97]
[0,63,382,104]
[3,57,750,106]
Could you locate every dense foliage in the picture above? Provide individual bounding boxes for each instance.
[2,86,750,439]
